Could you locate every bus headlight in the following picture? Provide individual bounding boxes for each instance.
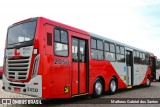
[32,54,40,78]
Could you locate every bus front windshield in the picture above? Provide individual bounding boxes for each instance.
[7,21,36,45]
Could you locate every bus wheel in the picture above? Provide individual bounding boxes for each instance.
[93,78,103,97]
[109,77,117,95]
[159,76,160,82]
[146,77,151,87]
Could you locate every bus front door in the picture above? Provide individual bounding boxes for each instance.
[72,37,88,96]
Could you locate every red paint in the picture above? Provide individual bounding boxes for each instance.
[72,62,79,95]
[14,87,20,92]
[0,67,3,76]
[34,83,38,85]
[4,17,153,99]
[141,69,151,85]
[14,49,20,56]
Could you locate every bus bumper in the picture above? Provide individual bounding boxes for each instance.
[2,75,42,98]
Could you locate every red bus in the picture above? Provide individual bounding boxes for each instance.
[2,17,155,98]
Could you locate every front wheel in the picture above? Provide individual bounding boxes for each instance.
[93,78,103,97]
[108,77,117,95]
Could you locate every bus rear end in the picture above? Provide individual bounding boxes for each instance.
[2,18,42,97]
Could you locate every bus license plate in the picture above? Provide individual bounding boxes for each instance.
[14,87,20,92]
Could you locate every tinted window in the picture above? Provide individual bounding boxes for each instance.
[134,51,136,56]
[134,51,140,64]
[145,53,150,65]
[137,51,139,57]
[105,43,109,51]
[140,52,142,58]
[91,49,97,59]
[98,51,104,60]
[143,53,145,59]
[91,39,96,49]
[91,38,104,60]
[55,29,60,42]
[116,45,125,62]
[61,30,68,43]
[105,52,115,61]
[117,54,125,62]
[116,46,120,53]
[141,53,145,64]
[120,47,124,54]
[104,42,116,62]
[8,21,37,45]
[54,43,68,56]
[54,28,68,56]
[110,44,115,52]
[97,40,103,50]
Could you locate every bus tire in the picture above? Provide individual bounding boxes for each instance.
[158,76,160,82]
[146,76,151,87]
[108,77,117,95]
[93,78,103,97]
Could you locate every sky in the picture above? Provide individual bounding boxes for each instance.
[0,0,160,65]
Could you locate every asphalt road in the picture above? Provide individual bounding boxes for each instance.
[0,80,160,107]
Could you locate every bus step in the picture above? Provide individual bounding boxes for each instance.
[72,93,88,97]
[127,86,132,89]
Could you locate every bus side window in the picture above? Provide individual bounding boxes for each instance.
[145,53,150,65]
[105,43,115,62]
[54,28,68,57]
[116,46,125,62]
[91,39,97,59]
[142,53,145,64]
[97,40,104,60]
[91,38,104,60]
[134,51,140,64]
[120,46,125,62]
[140,52,142,64]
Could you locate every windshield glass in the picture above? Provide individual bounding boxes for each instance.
[7,21,36,45]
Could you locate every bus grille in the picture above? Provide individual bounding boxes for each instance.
[7,57,31,80]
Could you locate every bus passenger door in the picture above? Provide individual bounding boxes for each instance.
[72,37,88,95]
[151,56,156,81]
[126,50,133,86]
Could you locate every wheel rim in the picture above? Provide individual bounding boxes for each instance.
[95,81,102,95]
[110,80,116,92]
[147,78,150,85]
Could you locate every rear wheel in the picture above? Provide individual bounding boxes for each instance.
[146,77,151,87]
[93,78,103,97]
[109,77,117,95]
[158,76,160,82]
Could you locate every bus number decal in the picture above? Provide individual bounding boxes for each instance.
[54,58,69,65]
[28,88,38,92]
